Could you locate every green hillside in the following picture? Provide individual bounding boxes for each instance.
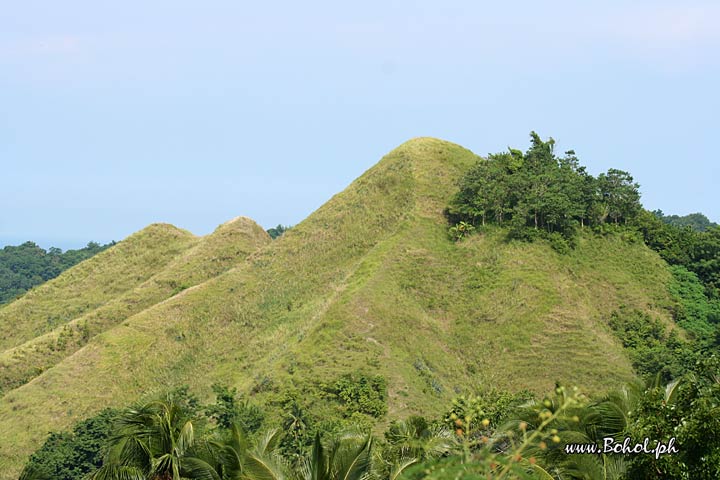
[0,241,113,305]
[0,224,198,353]
[0,217,270,395]
[0,138,677,478]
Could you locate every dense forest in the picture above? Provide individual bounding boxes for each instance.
[11,134,720,480]
[0,241,113,304]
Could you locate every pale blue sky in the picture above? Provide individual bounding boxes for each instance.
[2,1,718,249]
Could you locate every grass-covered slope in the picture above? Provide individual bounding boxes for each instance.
[0,224,197,352]
[0,217,270,395]
[0,138,675,477]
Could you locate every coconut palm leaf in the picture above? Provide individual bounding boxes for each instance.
[87,464,146,480]
[243,451,287,480]
[306,432,326,480]
[117,437,152,472]
[528,463,555,480]
[330,433,373,480]
[664,378,682,405]
[180,457,222,480]
[18,465,50,480]
[387,457,417,480]
[178,421,196,455]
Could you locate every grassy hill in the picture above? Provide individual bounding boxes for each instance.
[0,224,198,353]
[0,138,676,478]
[0,217,270,396]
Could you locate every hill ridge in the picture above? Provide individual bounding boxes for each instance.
[0,217,270,396]
[0,223,198,352]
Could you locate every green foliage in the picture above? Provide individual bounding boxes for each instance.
[266,224,292,239]
[305,431,374,480]
[596,169,641,225]
[608,308,691,382]
[90,396,218,480]
[499,385,634,480]
[0,241,113,304]
[633,211,720,293]
[444,389,534,435]
[380,415,455,477]
[205,383,264,434]
[542,231,573,254]
[626,356,720,479]
[277,390,315,459]
[20,369,720,480]
[403,386,586,480]
[668,265,720,339]
[328,371,388,419]
[20,408,119,480]
[400,455,546,480]
[653,210,718,232]
[447,132,641,246]
[448,221,476,241]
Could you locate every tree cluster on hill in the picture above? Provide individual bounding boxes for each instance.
[633,210,720,295]
[446,132,720,298]
[446,132,641,243]
[0,241,114,304]
[266,224,292,240]
[653,210,718,232]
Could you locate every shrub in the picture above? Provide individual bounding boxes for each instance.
[330,371,387,418]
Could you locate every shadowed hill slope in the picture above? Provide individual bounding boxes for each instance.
[0,217,270,395]
[0,138,674,477]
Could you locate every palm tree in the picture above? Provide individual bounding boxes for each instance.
[499,383,645,480]
[300,430,373,480]
[380,416,456,480]
[209,425,289,480]
[18,464,50,480]
[90,397,219,480]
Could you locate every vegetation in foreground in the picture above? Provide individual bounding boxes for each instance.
[20,355,720,480]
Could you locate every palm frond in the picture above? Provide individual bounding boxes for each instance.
[118,437,152,473]
[180,456,222,480]
[664,378,682,405]
[334,435,373,480]
[18,464,50,480]
[178,420,195,455]
[388,457,418,480]
[254,429,283,456]
[87,464,146,480]
[243,451,287,480]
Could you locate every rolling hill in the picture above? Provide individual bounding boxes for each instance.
[0,223,198,354]
[0,138,676,478]
[0,217,270,396]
